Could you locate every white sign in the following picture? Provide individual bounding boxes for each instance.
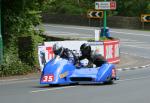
[95,29,100,41]
[95,1,116,10]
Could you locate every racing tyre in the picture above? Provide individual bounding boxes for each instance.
[103,76,114,85]
[49,84,59,87]
[104,80,114,85]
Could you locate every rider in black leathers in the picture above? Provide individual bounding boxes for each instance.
[53,43,77,65]
[79,43,107,67]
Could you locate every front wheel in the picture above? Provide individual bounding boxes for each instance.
[103,76,114,85]
[104,80,114,85]
[49,84,59,87]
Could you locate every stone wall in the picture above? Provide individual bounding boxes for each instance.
[42,13,150,30]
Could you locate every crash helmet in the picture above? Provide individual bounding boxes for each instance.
[53,43,64,55]
[80,43,91,56]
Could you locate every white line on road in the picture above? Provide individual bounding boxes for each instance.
[0,79,38,86]
[122,44,150,49]
[31,75,150,93]
[45,31,80,35]
[30,86,77,93]
[111,31,150,37]
[44,24,150,37]
[118,75,150,82]
[121,52,150,59]
[44,24,94,31]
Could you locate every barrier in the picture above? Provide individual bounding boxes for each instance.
[103,40,120,63]
[38,40,120,71]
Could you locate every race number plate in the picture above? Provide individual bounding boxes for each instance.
[42,75,54,82]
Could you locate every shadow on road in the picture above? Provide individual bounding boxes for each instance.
[32,82,118,89]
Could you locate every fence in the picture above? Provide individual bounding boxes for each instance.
[42,13,150,29]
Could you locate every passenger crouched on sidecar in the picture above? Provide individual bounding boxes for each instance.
[78,43,107,68]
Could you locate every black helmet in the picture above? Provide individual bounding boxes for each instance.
[53,43,64,55]
[80,43,91,56]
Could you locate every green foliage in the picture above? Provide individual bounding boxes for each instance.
[0,48,32,76]
[31,31,45,66]
[47,0,150,17]
[1,0,50,76]
[115,0,150,16]
[48,0,94,15]
[0,59,32,76]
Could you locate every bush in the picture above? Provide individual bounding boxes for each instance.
[0,60,32,77]
[0,51,32,77]
[0,32,44,77]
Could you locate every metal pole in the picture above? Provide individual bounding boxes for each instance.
[103,0,107,37]
[142,22,145,30]
[0,0,3,64]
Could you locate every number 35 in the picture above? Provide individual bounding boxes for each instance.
[42,75,54,82]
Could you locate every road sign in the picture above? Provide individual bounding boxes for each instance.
[95,1,116,10]
[141,14,150,22]
[87,10,103,19]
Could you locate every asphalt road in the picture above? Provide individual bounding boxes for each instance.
[43,24,150,59]
[0,24,150,103]
[0,68,150,103]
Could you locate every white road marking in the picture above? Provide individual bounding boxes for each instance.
[44,24,150,37]
[120,38,138,42]
[121,52,150,59]
[118,75,150,82]
[44,24,94,31]
[121,41,147,44]
[45,31,80,35]
[111,31,150,37]
[122,44,150,49]
[31,75,150,93]
[30,86,77,93]
[0,79,38,86]
[120,38,150,49]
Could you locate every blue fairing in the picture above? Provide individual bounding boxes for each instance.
[40,57,117,85]
[40,57,76,84]
[69,63,115,83]
[96,63,115,82]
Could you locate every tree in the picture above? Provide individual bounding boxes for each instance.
[46,0,150,17]
[116,0,150,16]
[0,0,53,76]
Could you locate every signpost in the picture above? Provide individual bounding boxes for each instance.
[0,0,3,64]
[95,1,116,37]
[141,14,150,22]
[141,14,150,29]
[95,1,116,10]
[87,10,103,19]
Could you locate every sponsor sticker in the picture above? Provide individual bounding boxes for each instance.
[59,71,68,78]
